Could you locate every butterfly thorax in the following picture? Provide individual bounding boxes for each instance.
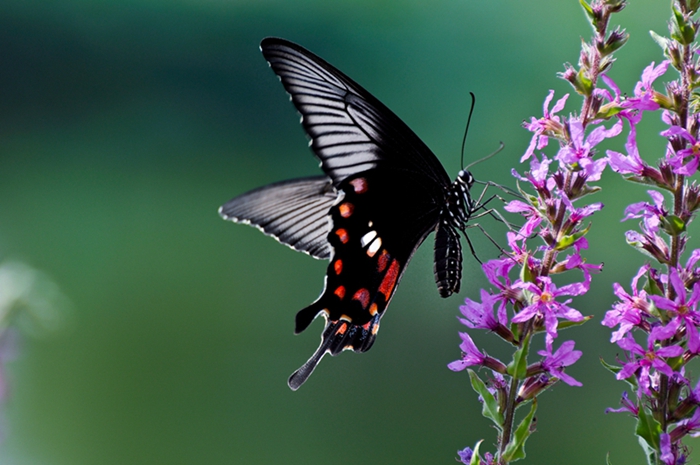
[442,169,475,230]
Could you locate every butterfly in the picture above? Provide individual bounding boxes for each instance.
[220,37,489,390]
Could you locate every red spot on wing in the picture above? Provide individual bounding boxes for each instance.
[349,177,368,194]
[352,288,371,310]
[379,259,400,300]
[335,228,349,244]
[369,303,378,316]
[334,259,343,275]
[339,202,354,218]
[335,322,348,335]
[377,250,390,272]
[334,286,346,300]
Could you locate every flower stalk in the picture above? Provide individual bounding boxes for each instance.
[450,1,626,463]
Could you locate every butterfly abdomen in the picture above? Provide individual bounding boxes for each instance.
[434,220,463,297]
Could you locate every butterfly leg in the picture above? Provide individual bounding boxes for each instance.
[471,183,521,232]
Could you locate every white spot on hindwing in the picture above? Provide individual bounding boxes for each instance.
[360,230,378,247]
[367,237,382,257]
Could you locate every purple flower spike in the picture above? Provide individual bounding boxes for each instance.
[448,332,487,372]
[538,340,583,386]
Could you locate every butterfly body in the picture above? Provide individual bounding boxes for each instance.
[220,38,479,390]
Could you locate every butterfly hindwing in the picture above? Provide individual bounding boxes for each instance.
[287,170,445,389]
[219,176,337,259]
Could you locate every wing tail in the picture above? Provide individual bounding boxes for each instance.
[288,314,380,390]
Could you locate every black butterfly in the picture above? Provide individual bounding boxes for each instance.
[220,37,486,390]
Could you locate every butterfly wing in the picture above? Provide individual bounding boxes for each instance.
[224,38,464,389]
[219,176,337,260]
[260,37,452,187]
[288,169,446,390]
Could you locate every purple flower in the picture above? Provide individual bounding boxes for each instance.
[605,391,639,415]
[625,229,671,263]
[482,258,515,291]
[538,340,583,386]
[458,289,507,330]
[512,154,556,195]
[660,433,675,465]
[557,118,622,180]
[603,265,650,342]
[522,91,569,162]
[504,199,543,238]
[607,119,648,176]
[649,268,700,353]
[512,277,586,350]
[448,332,487,372]
[457,447,473,464]
[616,325,684,395]
[622,190,667,234]
[621,61,670,112]
[674,407,700,439]
[662,125,700,176]
[560,194,603,223]
[564,252,602,287]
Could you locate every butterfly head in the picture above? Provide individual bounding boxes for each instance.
[457,169,475,189]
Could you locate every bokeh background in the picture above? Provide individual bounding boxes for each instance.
[0,0,689,464]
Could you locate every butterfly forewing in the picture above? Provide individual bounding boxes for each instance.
[260,38,452,187]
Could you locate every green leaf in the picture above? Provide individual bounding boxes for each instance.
[660,215,686,236]
[470,440,483,465]
[557,315,592,331]
[671,6,696,45]
[579,0,595,23]
[643,272,664,297]
[502,399,538,462]
[637,435,656,465]
[556,224,591,251]
[636,406,661,451]
[468,369,504,429]
[507,334,530,380]
[599,357,621,375]
[600,357,637,389]
[649,30,671,51]
[519,259,536,284]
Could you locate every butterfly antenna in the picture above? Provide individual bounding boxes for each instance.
[460,92,476,170]
[466,141,505,170]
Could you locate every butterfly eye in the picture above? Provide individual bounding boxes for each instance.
[458,170,475,188]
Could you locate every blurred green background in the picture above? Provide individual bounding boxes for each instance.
[0,0,688,464]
